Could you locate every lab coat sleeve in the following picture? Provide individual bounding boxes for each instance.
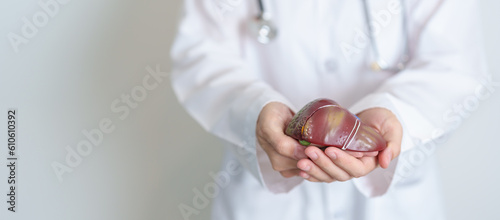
[170,0,299,191]
[348,0,489,197]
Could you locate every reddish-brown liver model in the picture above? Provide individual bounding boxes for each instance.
[286,98,387,152]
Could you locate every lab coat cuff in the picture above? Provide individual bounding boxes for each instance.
[247,94,303,194]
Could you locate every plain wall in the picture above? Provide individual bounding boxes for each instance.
[0,0,498,220]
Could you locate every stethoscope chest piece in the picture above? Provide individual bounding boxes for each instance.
[252,0,277,44]
[252,14,277,44]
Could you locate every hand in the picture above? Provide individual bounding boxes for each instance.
[358,107,403,169]
[256,102,308,178]
[296,107,402,182]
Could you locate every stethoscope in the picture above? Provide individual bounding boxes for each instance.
[252,0,277,44]
[253,0,410,71]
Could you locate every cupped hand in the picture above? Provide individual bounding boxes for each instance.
[256,102,308,178]
[296,107,402,182]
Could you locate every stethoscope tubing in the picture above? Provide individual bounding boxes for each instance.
[256,0,410,71]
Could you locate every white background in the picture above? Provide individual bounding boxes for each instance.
[0,0,499,220]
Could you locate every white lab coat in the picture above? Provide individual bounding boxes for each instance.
[171,0,487,219]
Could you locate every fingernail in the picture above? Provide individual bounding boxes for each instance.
[385,149,392,165]
[307,151,318,160]
[294,146,307,159]
[327,150,337,160]
[300,172,310,179]
[300,164,311,172]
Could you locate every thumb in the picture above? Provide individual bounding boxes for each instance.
[378,147,392,169]
[267,132,308,160]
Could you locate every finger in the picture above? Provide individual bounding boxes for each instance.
[361,151,379,157]
[378,122,402,169]
[263,146,301,171]
[266,134,307,160]
[378,140,400,169]
[345,151,378,158]
[299,171,323,182]
[345,151,363,158]
[378,148,391,169]
[297,158,336,183]
[280,169,301,178]
[304,147,352,182]
[324,147,377,178]
[259,139,300,171]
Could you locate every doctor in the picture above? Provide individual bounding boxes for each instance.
[171,0,486,219]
